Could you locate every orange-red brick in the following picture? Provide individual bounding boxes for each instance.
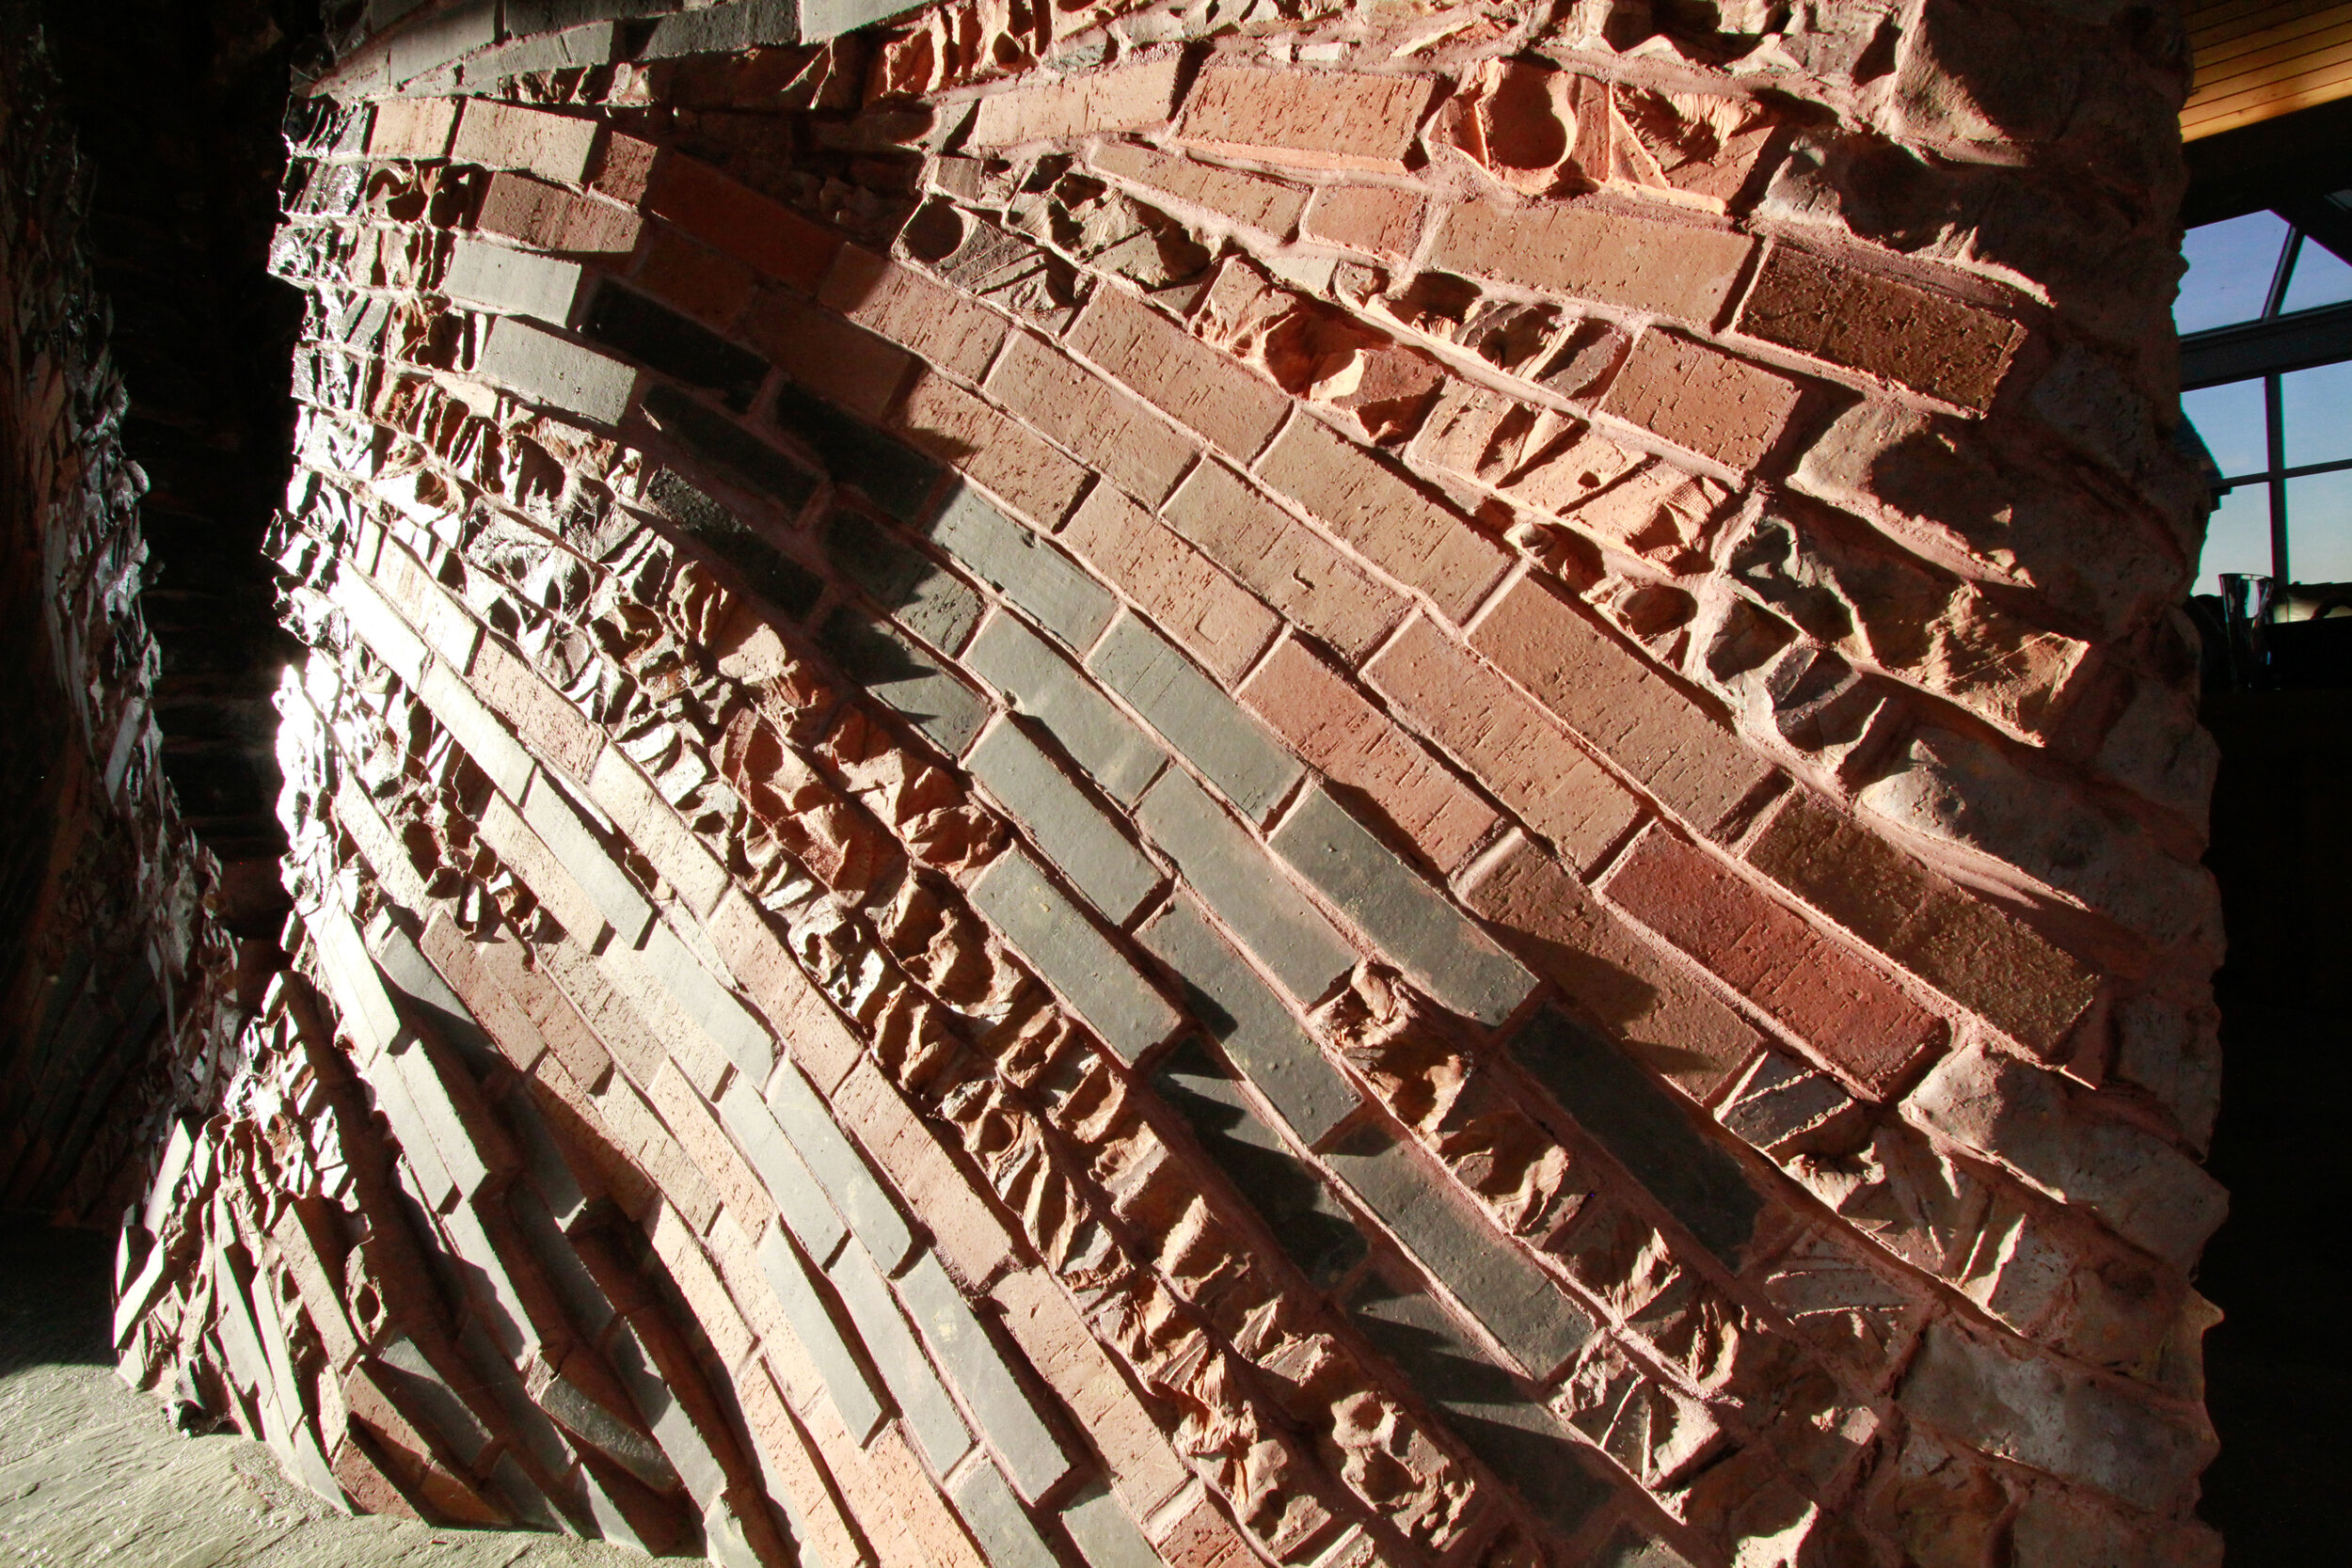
[1059,485,1278,683]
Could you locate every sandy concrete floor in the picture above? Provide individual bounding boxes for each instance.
[0,1223,647,1567]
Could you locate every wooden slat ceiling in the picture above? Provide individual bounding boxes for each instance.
[2184,0,2352,139]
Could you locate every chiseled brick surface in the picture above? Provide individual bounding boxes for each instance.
[119,9,2224,1568]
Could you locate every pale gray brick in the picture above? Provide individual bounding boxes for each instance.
[970,721,1162,925]
[443,236,583,324]
[1136,768,1352,1005]
[420,657,534,800]
[964,611,1164,805]
[1086,611,1299,822]
[925,484,1115,650]
[897,1254,1073,1500]
[949,1459,1059,1568]
[635,921,774,1080]
[971,849,1180,1063]
[1059,1483,1159,1568]
[827,1240,974,1476]
[521,768,656,948]
[476,315,639,426]
[1269,784,1535,1026]
[754,1225,888,1444]
[767,1058,916,1272]
[818,607,990,754]
[825,508,983,655]
[801,0,927,38]
[1136,895,1357,1144]
[717,1076,850,1266]
[638,0,798,56]
[602,1315,727,1507]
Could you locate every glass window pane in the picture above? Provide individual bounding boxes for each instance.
[2281,236,2352,314]
[2177,211,2292,335]
[2286,468,2352,584]
[2195,483,2274,595]
[2183,377,2269,480]
[2280,358,2352,468]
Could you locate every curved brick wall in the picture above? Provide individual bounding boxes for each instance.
[111,1,2227,1564]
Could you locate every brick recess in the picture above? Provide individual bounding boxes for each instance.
[115,8,2228,1568]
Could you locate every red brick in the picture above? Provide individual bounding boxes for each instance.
[1430,200,1753,324]
[1064,287,1289,462]
[833,1058,1019,1290]
[966,57,1184,148]
[1254,416,1511,624]
[634,226,756,325]
[590,133,658,207]
[734,1357,866,1568]
[1364,613,1642,873]
[744,289,912,419]
[990,1267,1190,1516]
[1059,485,1278,683]
[1599,331,1804,473]
[1240,636,1498,874]
[703,1212,794,1355]
[1742,792,2098,1054]
[1089,142,1307,236]
[644,1060,771,1238]
[822,245,1009,384]
[1152,1487,1255,1567]
[861,1426,993,1568]
[468,638,603,784]
[417,912,548,1074]
[450,100,599,182]
[1735,245,2023,412]
[1162,459,1402,662]
[594,1076,723,1231]
[894,370,1089,526]
[473,931,614,1092]
[983,332,1198,508]
[475,171,643,255]
[1302,184,1424,256]
[646,155,841,293]
[369,98,457,161]
[1176,66,1438,173]
[1462,832,1762,1100]
[327,1435,425,1520]
[1599,823,1944,1097]
[647,1200,756,1370]
[704,890,867,1093]
[1468,575,1778,837]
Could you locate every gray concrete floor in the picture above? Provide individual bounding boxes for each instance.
[0,1223,645,1567]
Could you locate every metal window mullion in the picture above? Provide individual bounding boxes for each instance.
[2266,371,2291,583]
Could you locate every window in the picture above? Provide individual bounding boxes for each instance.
[2178,198,2352,594]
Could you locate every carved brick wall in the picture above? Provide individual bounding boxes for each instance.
[113,1,2229,1564]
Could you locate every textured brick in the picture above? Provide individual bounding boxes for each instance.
[746,289,913,420]
[1087,611,1302,824]
[989,1268,1190,1516]
[732,1359,868,1568]
[1136,895,1358,1145]
[818,606,991,754]
[983,332,1198,509]
[1600,823,1943,1097]
[897,372,1090,528]
[369,97,457,160]
[646,155,842,293]
[441,236,582,323]
[824,508,983,655]
[1364,614,1638,873]
[966,58,1184,148]
[373,545,484,673]
[421,653,533,799]
[923,485,1114,650]
[769,1056,918,1273]
[1302,185,1423,256]
[475,315,637,425]
[475,171,643,254]
[588,746,731,916]
[1089,142,1307,236]
[474,642,604,786]
[635,227,757,326]
[1271,784,1536,1027]
[660,473,827,619]
[705,891,867,1094]
[1065,287,1288,461]
[1136,769,1353,1005]
[1257,415,1510,624]
[1737,245,2023,411]
[823,245,1009,384]
[771,381,941,523]
[950,1458,1057,1568]
[646,1060,770,1237]
[643,384,820,517]
[583,283,768,409]
[1059,486,1276,685]
[833,1059,1022,1289]
[828,1240,974,1474]
[1242,637,1498,875]
[1469,575,1777,837]
[715,1075,850,1267]
[1347,1272,1614,1534]
[963,611,1166,806]
[1327,1121,1596,1377]
[1742,791,2097,1055]
[1153,1039,1367,1284]
[898,1253,1073,1500]
[1177,66,1437,173]
[1463,834,1758,1100]
[1430,202,1753,325]
[972,848,1180,1062]
[1600,331,1804,473]
[755,1225,890,1444]
[518,766,654,946]
[971,721,1163,924]
[451,100,599,182]
[1161,460,1400,663]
